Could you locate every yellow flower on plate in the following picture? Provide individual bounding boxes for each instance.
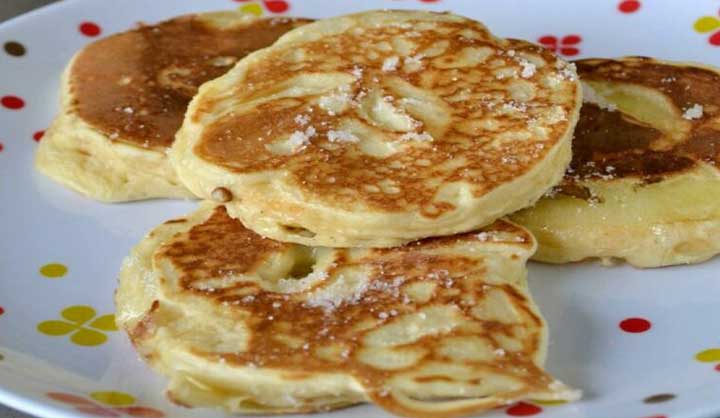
[695,348,720,363]
[39,263,68,278]
[694,16,720,33]
[37,305,117,346]
[238,2,264,16]
[90,391,135,406]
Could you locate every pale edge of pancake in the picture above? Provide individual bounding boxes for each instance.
[512,57,720,268]
[115,202,580,416]
[169,10,582,248]
[35,11,266,202]
[34,54,195,202]
[512,165,720,268]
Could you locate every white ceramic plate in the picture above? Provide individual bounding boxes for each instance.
[1,1,720,417]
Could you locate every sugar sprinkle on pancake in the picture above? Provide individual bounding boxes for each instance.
[512,57,720,267]
[35,11,310,201]
[116,203,579,417]
[171,10,581,247]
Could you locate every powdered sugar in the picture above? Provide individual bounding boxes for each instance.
[476,231,525,243]
[305,275,405,313]
[555,60,578,81]
[500,101,528,113]
[319,91,352,116]
[327,130,360,143]
[382,56,400,72]
[398,131,434,142]
[518,59,536,78]
[294,114,310,126]
[287,126,316,153]
[403,54,424,72]
[351,65,363,78]
[682,103,703,120]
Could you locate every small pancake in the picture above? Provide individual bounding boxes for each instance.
[170,10,581,247]
[116,203,579,416]
[36,11,309,202]
[511,57,720,267]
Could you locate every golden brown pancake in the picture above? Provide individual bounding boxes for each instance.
[116,203,579,417]
[35,11,310,201]
[512,57,720,267]
[170,10,581,247]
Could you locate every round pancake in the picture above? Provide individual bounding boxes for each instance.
[511,57,720,267]
[116,203,579,416]
[35,11,309,202]
[170,10,581,247]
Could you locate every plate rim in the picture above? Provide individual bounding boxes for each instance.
[1,1,719,418]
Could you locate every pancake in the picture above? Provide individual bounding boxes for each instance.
[35,11,309,202]
[170,10,582,247]
[511,57,720,267]
[115,202,579,417]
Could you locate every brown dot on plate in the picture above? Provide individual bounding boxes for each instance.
[3,41,26,57]
[0,353,4,361]
[643,393,676,404]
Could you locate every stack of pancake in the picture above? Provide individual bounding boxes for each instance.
[35,7,720,418]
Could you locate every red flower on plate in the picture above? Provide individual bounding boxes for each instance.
[1,95,25,110]
[538,35,582,56]
[618,0,641,14]
[233,0,290,14]
[619,317,652,333]
[693,9,720,46]
[79,22,102,37]
[506,402,543,416]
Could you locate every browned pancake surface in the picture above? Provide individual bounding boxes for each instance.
[191,27,578,215]
[567,58,720,185]
[137,207,556,416]
[70,15,309,150]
